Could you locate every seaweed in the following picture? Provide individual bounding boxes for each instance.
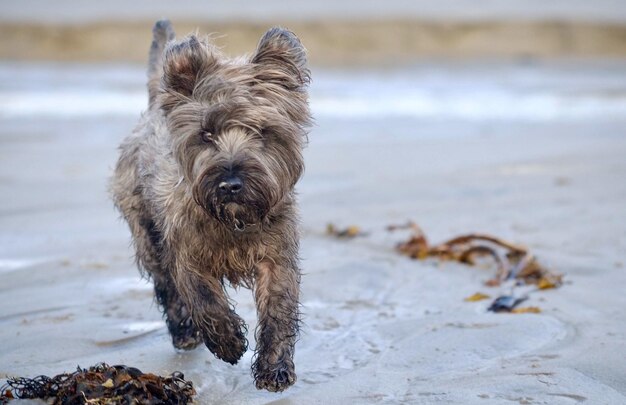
[487,295,528,312]
[0,363,195,404]
[388,221,562,289]
[388,221,564,313]
[326,223,367,239]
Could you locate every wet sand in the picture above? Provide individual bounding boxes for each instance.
[1,61,626,403]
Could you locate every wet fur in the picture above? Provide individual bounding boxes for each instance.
[110,20,311,392]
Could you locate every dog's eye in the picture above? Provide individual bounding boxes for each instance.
[200,130,214,143]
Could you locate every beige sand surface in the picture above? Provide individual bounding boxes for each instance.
[0,61,625,404]
[2,1,626,64]
[3,20,626,65]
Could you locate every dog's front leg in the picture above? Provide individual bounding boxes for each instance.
[252,259,301,392]
[174,268,248,365]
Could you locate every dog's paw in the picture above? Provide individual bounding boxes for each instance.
[253,359,297,392]
[204,327,248,365]
[172,328,203,351]
[167,315,203,351]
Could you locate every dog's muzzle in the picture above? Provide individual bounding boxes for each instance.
[194,171,268,233]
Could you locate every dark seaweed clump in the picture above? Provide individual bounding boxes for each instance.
[0,363,195,404]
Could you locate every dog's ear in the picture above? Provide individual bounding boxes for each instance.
[251,27,310,91]
[161,35,215,111]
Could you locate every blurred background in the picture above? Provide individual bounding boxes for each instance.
[2,0,626,128]
[3,0,626,62]
[2,1,626,403]
[2,0,626,225]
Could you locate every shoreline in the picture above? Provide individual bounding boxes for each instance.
[1,19,626,65]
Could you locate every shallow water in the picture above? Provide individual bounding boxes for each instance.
[2,60,626,122]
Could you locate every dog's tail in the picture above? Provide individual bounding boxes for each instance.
[148,19,175,108]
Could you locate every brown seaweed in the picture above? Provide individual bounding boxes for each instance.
[388,221,562,288]
[0,363,195,404]
[326,223,367,239]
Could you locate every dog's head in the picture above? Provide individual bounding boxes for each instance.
[158,28,311,232]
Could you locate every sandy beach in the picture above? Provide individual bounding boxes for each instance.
[0,59,625,403]
[4,0,626,65]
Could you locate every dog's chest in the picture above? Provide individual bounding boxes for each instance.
[186,229,266,287]
[214,244,262,287]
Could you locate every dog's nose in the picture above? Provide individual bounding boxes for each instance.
[219,176,243,194]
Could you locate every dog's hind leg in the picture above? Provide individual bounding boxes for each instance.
[122,207,202,350]
[131,213,204,350]
[137,217,203,351]
[124,208,204,350]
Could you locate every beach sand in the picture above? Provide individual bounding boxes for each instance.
[1,60,625,404]
[3,0,626,64]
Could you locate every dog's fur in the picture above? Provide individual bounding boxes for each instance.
[110,20,311,392]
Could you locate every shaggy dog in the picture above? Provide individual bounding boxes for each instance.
[110,19,311,392]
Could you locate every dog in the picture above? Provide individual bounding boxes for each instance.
[110,19,311,392]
